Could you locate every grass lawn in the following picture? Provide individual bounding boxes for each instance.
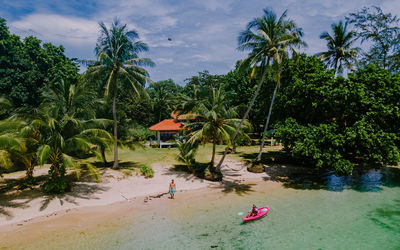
[99,144,282,172]
[1,144,282,180]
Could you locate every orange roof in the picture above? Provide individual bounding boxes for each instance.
[171,111,197,120]
[149,119,183,131]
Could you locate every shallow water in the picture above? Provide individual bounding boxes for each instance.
[7,167,400,250]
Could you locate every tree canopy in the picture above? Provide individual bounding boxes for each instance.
[274,54,400,173]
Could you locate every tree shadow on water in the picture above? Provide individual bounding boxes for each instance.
[240,151,400,192]
[216,180,255,196]
[368,199,400,233]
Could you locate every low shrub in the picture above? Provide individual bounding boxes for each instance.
[140,165,154,178]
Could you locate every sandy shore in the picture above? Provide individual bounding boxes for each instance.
[0,158,270,227]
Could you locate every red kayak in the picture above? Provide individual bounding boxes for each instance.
[243,206,270,221]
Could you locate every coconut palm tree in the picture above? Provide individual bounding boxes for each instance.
[0,123,26,175]
[217,8,306,167]
[10,79,113,193]
[0,118,39,179]
[84,18,154,169]
[176,140,198,172]
[317,21,360,74]
[186,88,240,176]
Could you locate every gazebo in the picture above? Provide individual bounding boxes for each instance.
[148,119,183,148]
[148,111,196,148]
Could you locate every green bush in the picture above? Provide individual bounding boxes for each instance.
[42,164,70,194]
[272,59,400,174]
[42,176,69,193]
[177,141,198,172]
[140,165,154,178]
[127,126,155,142]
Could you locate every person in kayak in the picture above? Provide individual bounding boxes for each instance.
[249,204,258,217]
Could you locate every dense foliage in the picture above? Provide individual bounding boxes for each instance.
[0,18,78,113]
[274,55,400,173]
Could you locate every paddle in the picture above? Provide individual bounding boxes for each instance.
[120,192,132,203]
[238,207,268,216]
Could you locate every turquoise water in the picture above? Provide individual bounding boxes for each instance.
[8,167,400,250]
[87,168,400,250]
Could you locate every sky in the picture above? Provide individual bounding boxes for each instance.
[2,0,400,85]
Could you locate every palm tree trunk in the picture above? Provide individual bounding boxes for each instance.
[256,84,278,162]
[112,87,119,170]
[26,165,34,180]
[25,158,36,180]
[216,68,268,172]
[211,136,216,168]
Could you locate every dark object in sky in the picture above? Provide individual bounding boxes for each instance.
[168,37,172,41]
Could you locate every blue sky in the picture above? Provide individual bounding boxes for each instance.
[2,0,399,85]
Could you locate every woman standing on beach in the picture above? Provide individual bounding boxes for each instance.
[169,180,176,199]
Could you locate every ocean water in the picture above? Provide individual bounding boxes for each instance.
[8,167,400,250]
[84,167,400,250]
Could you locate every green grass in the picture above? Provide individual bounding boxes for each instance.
[99,144,282,168]
[1,144,282,180]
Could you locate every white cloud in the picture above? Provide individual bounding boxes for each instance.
[156,58,173,64]
[7,0,399,84]
[10,13,98,47]
[195,0,235,11]
[382,0,400,17]
[192,54,209,62]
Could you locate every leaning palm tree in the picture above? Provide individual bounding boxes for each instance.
[84,18,154,169]
[217,8,305,168]
[317,21,360,75]
[186,88,240,178]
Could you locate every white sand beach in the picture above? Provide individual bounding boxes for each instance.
[0,158,270,227]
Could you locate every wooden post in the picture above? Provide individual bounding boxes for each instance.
[157,131,161,148]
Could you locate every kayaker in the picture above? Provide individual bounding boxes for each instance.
[249,204,258,217]
[169,179,176,199]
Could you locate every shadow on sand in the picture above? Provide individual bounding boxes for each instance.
[166,163,209,181]
[0,170,111,221]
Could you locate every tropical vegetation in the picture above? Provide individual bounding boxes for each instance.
[317,21,360,74]
[84,18,154,170]
[1,4,400,193]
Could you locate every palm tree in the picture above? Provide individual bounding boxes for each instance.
[0,119,39,179]
[186,88,240,175]
[317,21,360,74]
[22,80,112,193]
[148,80,176,122]
[84,18,154,169]
[0,123,26,175]
[176,140,198,172]
[0,79,112,187]
[217,8,305,167]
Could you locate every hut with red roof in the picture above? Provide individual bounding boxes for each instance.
[149,111,195,148]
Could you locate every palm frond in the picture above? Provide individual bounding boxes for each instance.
[37,145,51,165]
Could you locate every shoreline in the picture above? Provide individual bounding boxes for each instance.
[0,175,281,249]
[0,158,270,227]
